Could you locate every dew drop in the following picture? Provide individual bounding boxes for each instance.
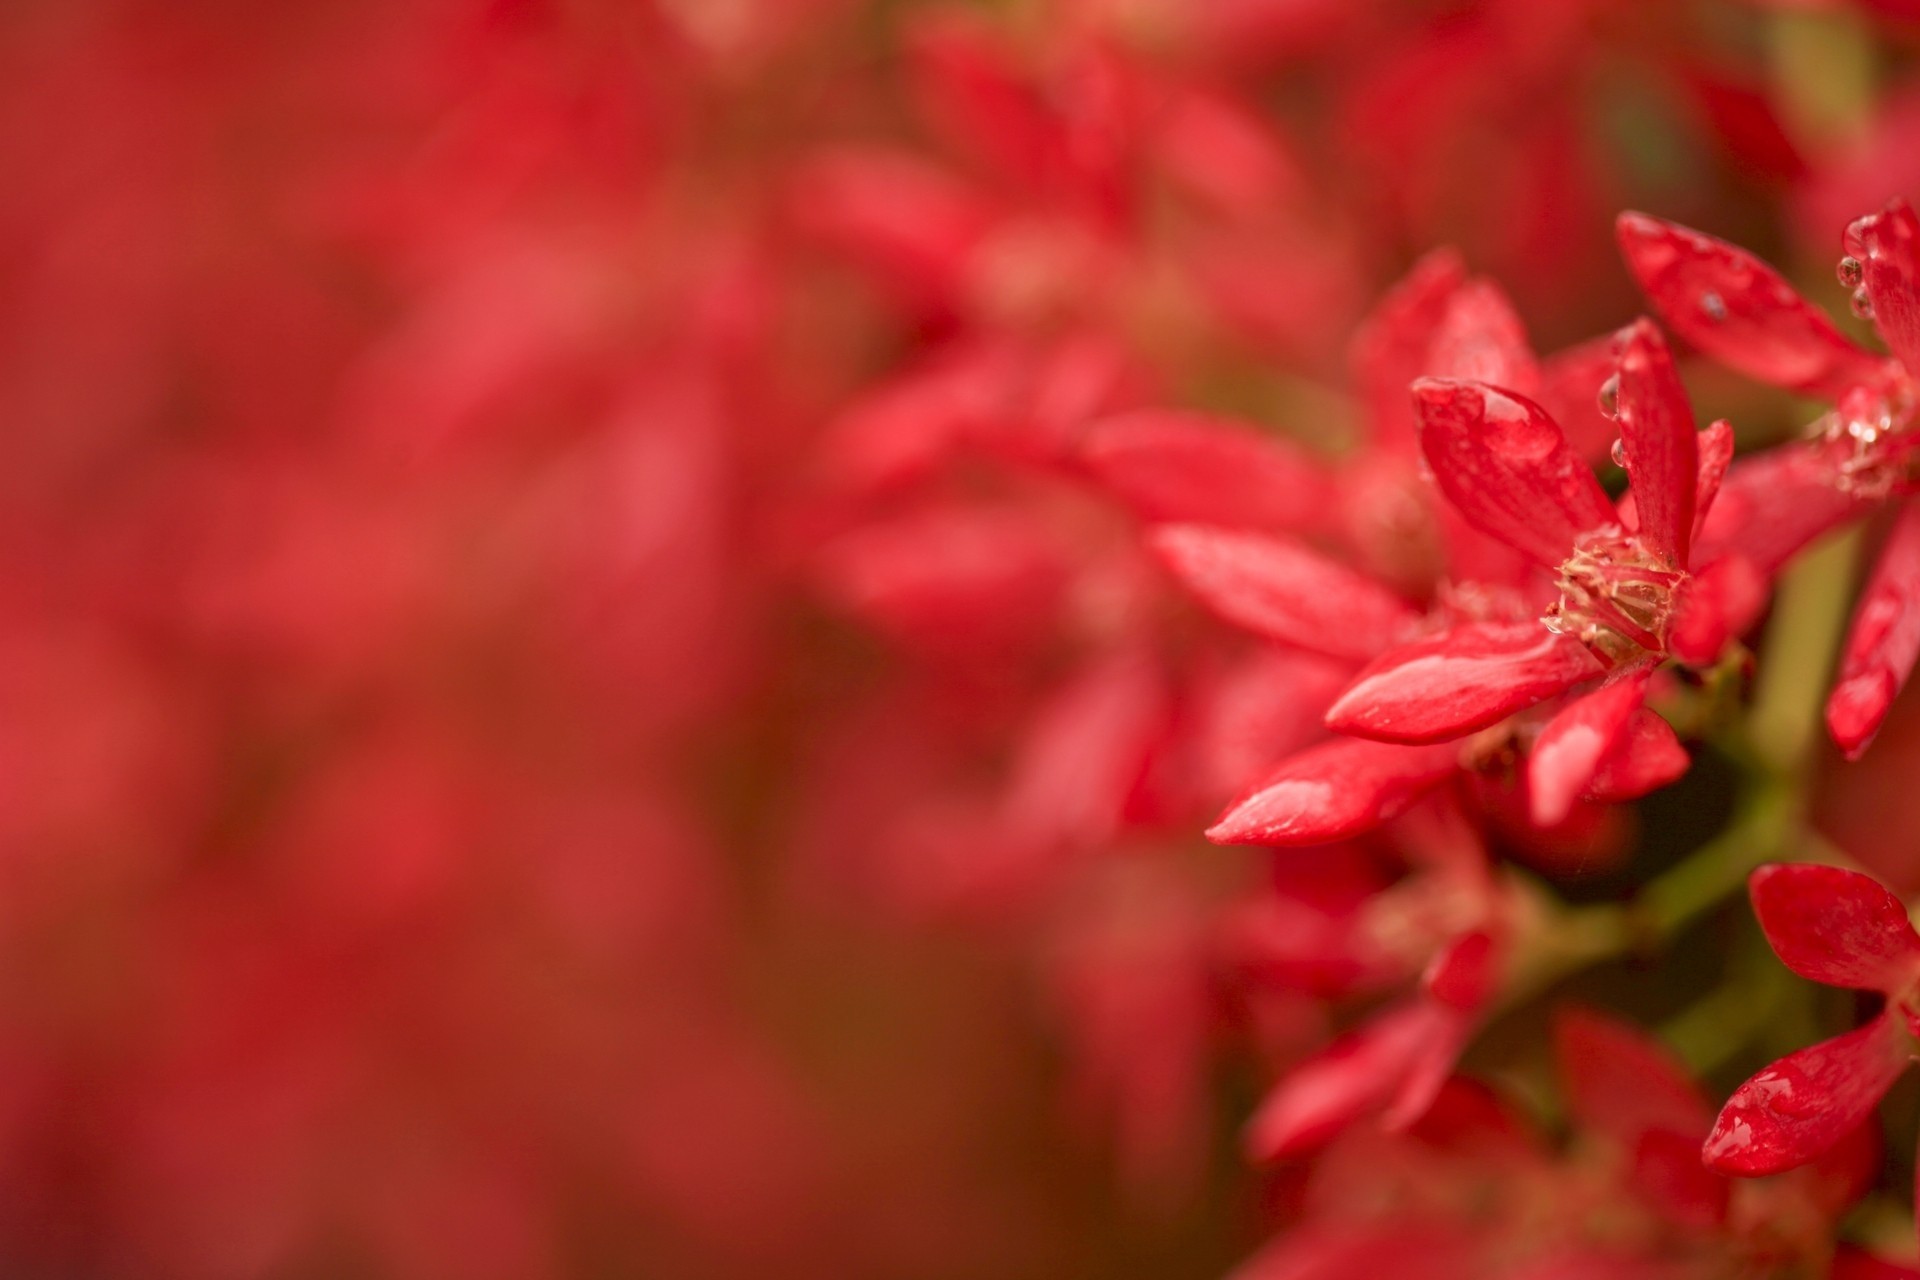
[1851,285,1875,320]
[1844,216,1873,260]
[1838,255,1865,289]
[1596,373,1621,421]
[1699,291,1727,322]
[1610,437,1629,468]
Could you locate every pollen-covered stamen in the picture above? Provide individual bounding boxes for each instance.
[1542,527,1687,665]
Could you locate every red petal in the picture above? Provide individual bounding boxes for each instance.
[1080,410,1330,533]
[789,148,995,309]
[1414,379,1616,567]
[1668,554,1768,668]
[1613,319,1698,567]
[1695,441,1874,577]
[1349,249,1468,449]
[1244,1000,1454,1160]
[1421,930,1500,1011]
[1151,525,1420,662]
[1326,621,1604,744]
[1583,709,1690,804]
[1553,1006,1712,1150]
[1207,737,1457,847]
[1536,335,1622,460]
[1828,504,1920,759]
[1428,280,1539,393]
[1703,1013,1910,1175]
[1833,1248,1920,1280]
[1692,419,1735,539]
[1631,1129,1730,1229]
[1616,212,1886,400]
[1528,673,1649,827]
[1852,197,1920,375]
[1748,862,1920,993]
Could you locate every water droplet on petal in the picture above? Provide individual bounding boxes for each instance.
[1700,291,1727,322]
[1838,255,1865,289]
[1844,216,1872,260]
[1596,373,1621,421]
[1851,285,1875,320]
[1610,437,1629,468]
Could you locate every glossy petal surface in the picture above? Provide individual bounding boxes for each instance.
[1612,319,1697,567]
[1528,673,1649,826]
[1207,738,1457,847]
[1617,211,1886,399]
[1748,863,1920,993]
[1853,198,1920,375]
[1326,621,1603,744]
[1703,1013,1910,1176]
[1414,378,1616,567]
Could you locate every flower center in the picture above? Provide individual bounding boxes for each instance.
[1541,527,1686,665]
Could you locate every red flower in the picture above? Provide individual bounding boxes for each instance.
[1620,203,1920,757]
[1704,864,1920,1178]
[1322,321,1720,763]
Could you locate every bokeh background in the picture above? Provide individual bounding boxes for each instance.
[4,0,1920,1276]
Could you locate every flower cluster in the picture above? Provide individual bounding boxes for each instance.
[10,0,1920,1278]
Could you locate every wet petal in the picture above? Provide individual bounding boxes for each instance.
[1080,410,1330,533]
[1326,621,1604,744]
[1828,504,1920,759]
[1414,378,1616,567]
[1613,319,1698,567]
[1207,737,1457,847]
[1583,709,1690,804]
[1748,863,1920,993]
[1528,673,1650,827]
[1702,1013,1911,1176]
[1617,212,1887,400]
[1151,525,1420,662]
[1852,198,1920,376]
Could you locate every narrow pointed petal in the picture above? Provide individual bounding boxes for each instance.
[1613,320,1698,567]
[1528,673,1649,827]
[1207,738,1457,847]
[1151,525,1420,662]
[1080,411,1329,533]
[1583,709,1690,804]
[1379,1006,1474,1132]
[1748,863,1920,993]
[1244,1000,1450,1160]
[1414,379,1616,567]
[1617,212,1887,400]
[1428,280,1539,392]
[1693,420,1735,539]
[1828,504,1920,759]
[1852,198,1920,375]
[1349,249,1468,448]
[1553,1006,1712,1150]
[1326,621,1604,744]
[1703,1013,1910,1175]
